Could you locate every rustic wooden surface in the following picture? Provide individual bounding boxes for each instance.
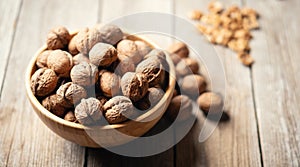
[0,0,299,166]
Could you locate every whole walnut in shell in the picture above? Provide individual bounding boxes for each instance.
[47,50,73,77]
[197,92,223,114]
[117,39,142,64]
[166,95,193,122]
[135,40,152,58]
[176,58,199,77]
[57,82,87,108]
[143,49,169,72]
[97,24,124,45]
[136,56,165,87]
[89,43,118,67]
[73,53,90,65]
[42,94,66,117]
[75,97,103,125]
[167,42,189,58]
[31,68,58,97]
[36,50,51,68]
[46,26,71,50]
[75,27,102,55]
[103,96,135,124]
[70,62,98,87]
[98,70,120,97]
[68,35,79,55]
[181,74,206,98]
[114,54,135,76]
[121,72,149,102]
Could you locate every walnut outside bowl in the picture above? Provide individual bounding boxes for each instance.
[25,33,176,148]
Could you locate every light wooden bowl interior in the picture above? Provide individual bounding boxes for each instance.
[25,33,176,148]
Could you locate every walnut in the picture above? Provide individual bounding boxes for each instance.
[57,82,87,108]
[134,40,152,58]
[136,56,165,87]
[121,72,149,102]
[74,97,103,125]
[89,42,118,67]
[31,68,58,97]
[135,87,164,111]
[117,39,142,64]
[170,53,181,65]
[176,58,199,77]
[208,1,223,13]
[75,27,102,55]
[46,26,71,50]
[73,53,90,65]
[68,35,79,55]
[42,94,66,117]
[64,111,77,122]
[143,49,169,72]
[114,54,135,76]
[188,10,203,20]
[166,95,193,122]
[167,42,189,58]
[97,24,124,45]
[98,70,120,97]
[36,50,51,68]
[47,50,73,77]
[197,92,223,114]
[70,62,98,87]
[181,74,206,98]
[103,96,135,124]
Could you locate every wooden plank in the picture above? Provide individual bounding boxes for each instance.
[245,0,300,166]
[86,0,174,166]
[0,0,99,166]
[0,0,22,97]
[174,0,262,166]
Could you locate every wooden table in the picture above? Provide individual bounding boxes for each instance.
[1,0,299,166]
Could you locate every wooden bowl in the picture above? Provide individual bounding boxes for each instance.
[25,33,176,148]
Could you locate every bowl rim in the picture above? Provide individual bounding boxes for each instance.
[25,32,176,131]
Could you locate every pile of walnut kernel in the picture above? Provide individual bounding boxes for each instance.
[188,1,259,66]
[31,24,170,125]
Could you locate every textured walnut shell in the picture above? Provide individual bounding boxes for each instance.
[68,35,79,55]
[31,68,58,97]
[167,42,189,58]
[181,74,206,98]
[136,57,165,87]
[135,87,164,111]
[134,40,152,58]
[103,96,135,124]
[98,70,120,97]
[117,39,142,64]
[98,24,124,45]
[114,54,135,76]
[143,49,169,72]
[75,97,103,125]
[57,82,87,108]
[197,92,223,114]
[36,50,51,68]
[75,27,103,55]
[176,58,199,77]
[47,50,73,77]
[73,53,90,65]
[70,62,98,87]
[42,94,66,117]
[166,95,193,122]
[64,111,77,122]
[46,26,71,50]
[170,53,181,65]
[121,72,149,102]
[89,43,118,67]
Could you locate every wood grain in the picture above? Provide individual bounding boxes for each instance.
[174,0,262,166]
[0,0,98,166]
[246,0,300,166]
[0,0,22,97]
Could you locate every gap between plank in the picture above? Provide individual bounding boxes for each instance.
[0,0,24,100]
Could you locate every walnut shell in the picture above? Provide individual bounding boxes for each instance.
[36,50,51,68]
[47,50,73,77]
[136,56,165,87]
[103,96,135,124]
[143,49,169,72]
[176,58,199,77]
[64,111,77,122]
[181,74,206,98]
[117,39,142,64]
[167,42,189,58]
[121,72,149,102]
[134,40,152,58]
[98,24,124,45]
[135,87,164,111]
[73,53,90,65]
[89,43,118,67]
[75,27,102,55]
[98,70,120,97]
[57,82,87,108]
[75,97,103,125]
[166,95,193,122]
[197,92,223,114]
[42,94,66,117]
[31,68,58,97]
[68,35,79,55]
[114,54,135,76]
[46,26,71,50]
[70,62,98,87]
